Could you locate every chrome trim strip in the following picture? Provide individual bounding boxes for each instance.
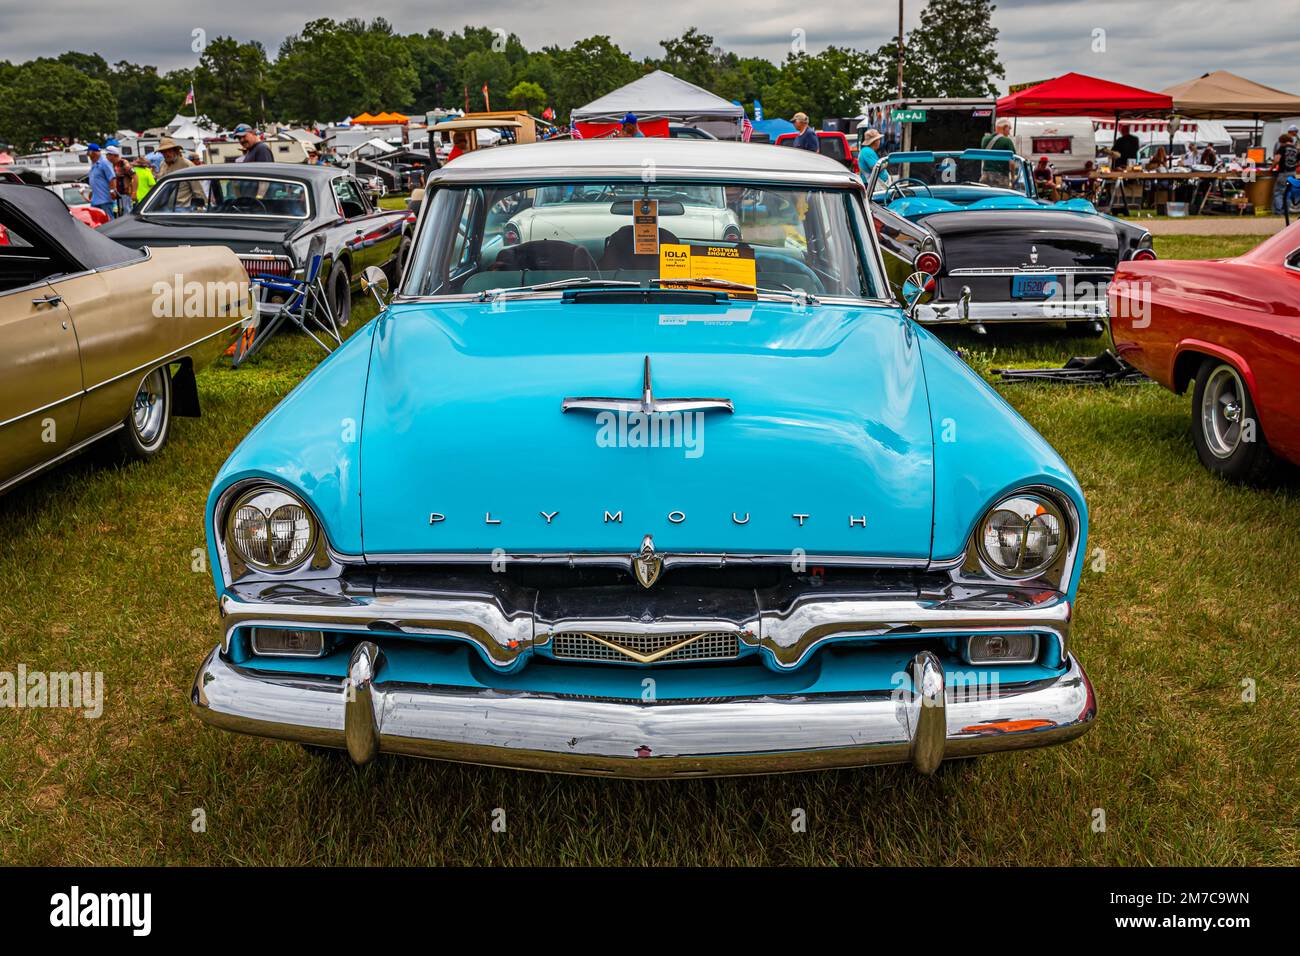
[752,590,1070,669]
[140,175,313,220]
[215,580,1071,672]
[0,422,125,495]
[191,647,1095,778]
[916,298,1106,325]
[0,390,84,430]
[360,551,935,570]
[947,267,1114,276]
[390,291,896,309]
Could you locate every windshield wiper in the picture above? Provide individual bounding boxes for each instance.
[475,277,641,301]
[651,276,820,305]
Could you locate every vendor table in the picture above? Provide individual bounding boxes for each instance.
[1097,169,1252,215]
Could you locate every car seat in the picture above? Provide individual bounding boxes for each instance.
[598,225,680,273]
[491,239,598,273]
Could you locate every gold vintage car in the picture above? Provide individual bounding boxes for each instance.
[0,183,252,493]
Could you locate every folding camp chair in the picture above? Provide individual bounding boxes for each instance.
[232,233,341,368]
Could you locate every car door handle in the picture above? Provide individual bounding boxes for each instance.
[32,294,63,307]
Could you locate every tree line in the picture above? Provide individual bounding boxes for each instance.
[0,2,1003,151]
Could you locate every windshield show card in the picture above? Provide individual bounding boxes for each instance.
[658,243,757,298]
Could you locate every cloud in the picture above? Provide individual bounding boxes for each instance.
[3,0,1297,96]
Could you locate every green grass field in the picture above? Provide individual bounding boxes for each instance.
[1,235,1295,865]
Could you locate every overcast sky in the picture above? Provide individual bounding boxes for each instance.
[3,0,1298,94]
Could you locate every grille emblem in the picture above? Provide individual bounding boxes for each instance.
[551,629,740,664]
[1029,245,1039,265]
[632,534,662,588]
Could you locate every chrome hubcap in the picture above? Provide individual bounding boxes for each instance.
[132,369,166,445]
[1201,366,1245,459]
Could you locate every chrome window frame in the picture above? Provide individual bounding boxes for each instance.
[138,175,313,220]
[397,176,892,307]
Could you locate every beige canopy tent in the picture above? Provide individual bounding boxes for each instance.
[1163,71,1300,119]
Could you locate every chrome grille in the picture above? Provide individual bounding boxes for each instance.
[551,630,740,664]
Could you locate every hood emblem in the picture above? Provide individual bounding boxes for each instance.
[1029,245,1039,265]
[562,356,734,416]
[632,534,663,589]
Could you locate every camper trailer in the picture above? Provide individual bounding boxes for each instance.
[206,137,312,165]
[1007,117,1098,174]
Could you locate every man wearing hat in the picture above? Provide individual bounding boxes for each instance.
[618,113,644,137]
[857,128,886,186]
[85,143,116,219]
[233,123,274,163]
[157,137,204,211]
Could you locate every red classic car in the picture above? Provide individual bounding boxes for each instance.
[1109,222,1300,482]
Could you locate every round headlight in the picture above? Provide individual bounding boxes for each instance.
[226,487,317,571]
[977,493,1067,578]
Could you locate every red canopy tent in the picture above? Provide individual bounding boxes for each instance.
[996,73,1173,117]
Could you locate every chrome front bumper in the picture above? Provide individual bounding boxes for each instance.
[191,642,1096,778]
[916,298,1107,326]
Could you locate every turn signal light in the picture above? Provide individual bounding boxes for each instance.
[1132,248,1157,261]
[251,628,327,658]
[965,634,1039,665]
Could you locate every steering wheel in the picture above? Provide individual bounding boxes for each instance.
[884,178,934,204]
[225,195,268,214]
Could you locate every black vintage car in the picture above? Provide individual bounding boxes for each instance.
[866,148,1154,333]
[101,163,410,325]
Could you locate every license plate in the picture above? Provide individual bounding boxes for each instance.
[1012,274,1058,299]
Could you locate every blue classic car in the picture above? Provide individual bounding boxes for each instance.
[869,149,1154,333]
[191,139,1096,777]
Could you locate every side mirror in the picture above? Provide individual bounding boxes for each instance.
[902,271,936,317]
[360,266,390,308]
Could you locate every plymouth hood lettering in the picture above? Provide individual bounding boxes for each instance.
[359,300,935,558]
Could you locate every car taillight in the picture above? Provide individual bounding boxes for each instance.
[1132,248,1157,261]
[914,251,942,275]
[503,224,520,246]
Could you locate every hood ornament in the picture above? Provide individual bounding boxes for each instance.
[562,356,734,415]
[632,534,663,589]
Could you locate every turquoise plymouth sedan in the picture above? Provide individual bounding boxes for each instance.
[191,139,1096,777]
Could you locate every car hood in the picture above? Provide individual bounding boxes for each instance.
[358,299,935,559]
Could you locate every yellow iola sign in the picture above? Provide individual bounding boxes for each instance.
[658,243,757,299]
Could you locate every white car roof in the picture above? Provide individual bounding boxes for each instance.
[428,138,862,189]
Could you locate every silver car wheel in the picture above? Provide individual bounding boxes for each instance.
[132,368,168,448]
[1200,364,1245,460]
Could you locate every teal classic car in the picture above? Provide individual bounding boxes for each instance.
[191,139,1096,777]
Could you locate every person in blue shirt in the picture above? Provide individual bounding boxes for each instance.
[85,144,116,219]
[857,127,887,188]
[792,112,819,152]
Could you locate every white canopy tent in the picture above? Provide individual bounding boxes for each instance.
[570,70,745,139]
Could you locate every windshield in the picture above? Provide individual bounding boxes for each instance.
[140,177,310,217]
[871,153,1033,202]
[402,179,882,300]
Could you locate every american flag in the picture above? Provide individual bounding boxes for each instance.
[741,117,753,143]
[184,84,195,106]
